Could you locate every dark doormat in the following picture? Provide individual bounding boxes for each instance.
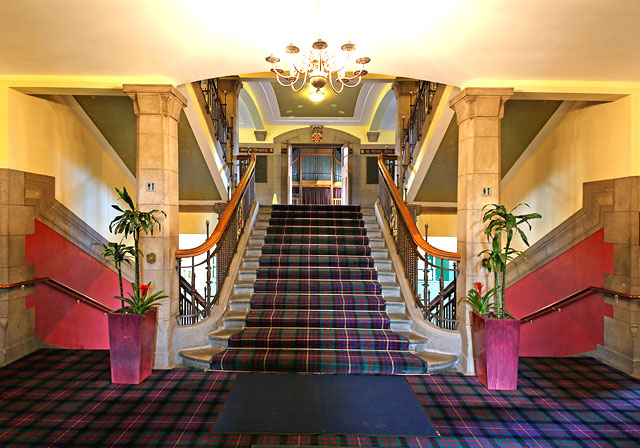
[213,374,438,437]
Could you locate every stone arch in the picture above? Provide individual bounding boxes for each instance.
[272,127,361,146]
[269,127,378,206]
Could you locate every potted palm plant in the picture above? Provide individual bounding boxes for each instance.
[463,203,541,390]
[106,187,167,384]
[96,241,138,309]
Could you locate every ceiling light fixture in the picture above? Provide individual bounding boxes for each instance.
[265,38,370,95]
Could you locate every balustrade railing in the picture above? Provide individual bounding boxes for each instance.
[199,78,232,166]
[175,155,256,325]
[378,154,461,329]
[401,81,437,186]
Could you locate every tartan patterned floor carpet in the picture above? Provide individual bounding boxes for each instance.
[211,204,428,374]
[1,350,639,447]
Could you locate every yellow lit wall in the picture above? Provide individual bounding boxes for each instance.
[238,126,395,146]
[7,89,136,239]
[179,212,218,235]
[417,213,457,238]
[502,97,633,250]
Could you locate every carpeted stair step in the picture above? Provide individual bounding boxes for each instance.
[228,327,409,350]
[254,279,382,294]
[269,217,365,227]
[273,204,361,211]
[259,254,375,268]
[264,234,369,246]
[250,293,386,311]
[209,348,429,374]
[270,210,362,219]
[256,266,378,281]
[245,309,390,329]
[267,226,368,236]
[262,244,371,257]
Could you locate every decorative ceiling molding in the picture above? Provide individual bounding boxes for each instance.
[247,80,388,127]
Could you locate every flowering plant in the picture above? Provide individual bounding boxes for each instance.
[459,282,497,316]
[119,282,167,314]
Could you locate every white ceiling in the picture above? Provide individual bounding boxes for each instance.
[1,0,639,87]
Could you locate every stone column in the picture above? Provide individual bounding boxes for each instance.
[449,87,513,374]
[597,177,640,376]
[0,169,38,366]
[123,85,187,369]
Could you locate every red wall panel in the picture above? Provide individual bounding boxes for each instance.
[24,219,131,349]
[506,229,613,357]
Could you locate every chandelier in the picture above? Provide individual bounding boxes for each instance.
[265,39,371,98]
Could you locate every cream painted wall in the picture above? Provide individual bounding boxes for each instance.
[7,89,136,240]
[179,212,218,235]
[417,213,457,238]
[239,126,395,146]
[502,97,633,250]
[0,87,8,168]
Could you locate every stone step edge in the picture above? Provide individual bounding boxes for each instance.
[225,310,411,320]
[179,347,456,373]
[209,328,428,343]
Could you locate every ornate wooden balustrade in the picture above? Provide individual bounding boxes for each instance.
[378,154,461,329]
[175,155,256,325]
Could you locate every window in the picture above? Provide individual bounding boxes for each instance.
[366,157,378,184]
[255,155,268,183]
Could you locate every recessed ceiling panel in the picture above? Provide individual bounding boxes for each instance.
[74,95,220,201]
[415,99,564,203]
[271,82,363,118]
[74,95,137,174]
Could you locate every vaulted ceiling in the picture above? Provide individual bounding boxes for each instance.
[0,1,638,87]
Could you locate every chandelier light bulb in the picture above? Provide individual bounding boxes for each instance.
[309,88,325,102]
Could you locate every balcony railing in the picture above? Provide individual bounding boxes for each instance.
[401,80,437,186]
[199,78,232,166]
[175,155,256,325]
[378,153,461,329]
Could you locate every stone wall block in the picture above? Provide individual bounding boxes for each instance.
[604,211,633,244]
[8,205,34,236]
[7,236,25,268]
[138,115,164,135]
[137,134,165,170]
[8,170,25,205]
[613,177,640,212]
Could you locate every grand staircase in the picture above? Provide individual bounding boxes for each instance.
[179,204,457,374]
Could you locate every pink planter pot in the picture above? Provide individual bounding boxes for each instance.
[108,308,157,384]
[472,311,521,390]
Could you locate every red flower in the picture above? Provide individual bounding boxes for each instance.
[474,282,483,295]
[137,284,151,296]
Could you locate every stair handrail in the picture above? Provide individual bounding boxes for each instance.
[176,155,255,258]
[175,154,256,325]
[378,153,460,330]
[378,153,460,261]
[0,277,114,314]
[520,286,640,323]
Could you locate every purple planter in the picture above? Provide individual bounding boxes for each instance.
[472,311,521,390]
[108,308,157,384]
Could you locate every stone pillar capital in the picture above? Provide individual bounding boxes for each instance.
[123,84,187,121]
[449,87,514,124]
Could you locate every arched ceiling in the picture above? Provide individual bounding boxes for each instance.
[0,1,639,87]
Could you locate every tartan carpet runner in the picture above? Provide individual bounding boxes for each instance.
[210,204,429,374]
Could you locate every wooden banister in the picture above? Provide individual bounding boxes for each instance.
[520,286,640,323]
[0,277,114,314]
[176,154,256,258]
[377,153,460,261]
